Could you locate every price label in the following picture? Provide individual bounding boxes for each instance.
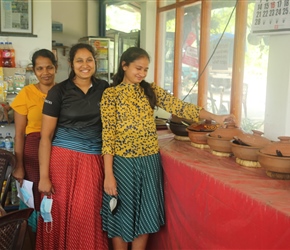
[252,0,290,34]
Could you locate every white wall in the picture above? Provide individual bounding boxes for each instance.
[264,34,290,140]
[0,1,52,67]
[140,1,156,83]
[51,0,89,83]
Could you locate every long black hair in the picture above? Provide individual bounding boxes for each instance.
[32,49,58,69]
[68,43,97,81]
[113,47,157,109]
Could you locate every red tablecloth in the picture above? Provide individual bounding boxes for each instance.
[147,132,290,250]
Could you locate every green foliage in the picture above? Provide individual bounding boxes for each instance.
[241,118,264,133]
[106,5,140,33]
[210,7,236,34]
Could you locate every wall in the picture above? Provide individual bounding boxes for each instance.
[0,1,52,67]
[264,34,290,140]
[51,0,89,83]
[140,1,156,83]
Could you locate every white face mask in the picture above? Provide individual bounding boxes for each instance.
[109,196,120,215]
[40,195,53,233]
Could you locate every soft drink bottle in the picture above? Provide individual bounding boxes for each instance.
[2,42,11,67]
[0,42,4,67]
[8,42,15,68]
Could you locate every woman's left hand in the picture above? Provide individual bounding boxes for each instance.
[104,174,118,196]
[214,113,236,126]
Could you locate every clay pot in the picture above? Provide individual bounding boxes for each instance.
[187,129,208,145]
[260,136,290,157]
[231,140,260,161]
[235,130,271,148]
[170,115,194,125]
[187,120,220,132]
[206,134,232,153]
[258,151,290,173]
[168,122,188,136]
[208,123,243,140]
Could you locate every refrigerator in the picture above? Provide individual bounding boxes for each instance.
[106,29,140,70]
[78,37,114,83]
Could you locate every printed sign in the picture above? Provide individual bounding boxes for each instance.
[252,0,290,34]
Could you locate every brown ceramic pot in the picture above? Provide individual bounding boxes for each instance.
[260,136,290,157]
[170,115,194,125]
[236,130,271,148]
[258,151,290,173]
[187,129,208,145]
[187,120,220,132]
[231,140,260,161]
[208,123,243,140]
[168,121,188,136]
[206,134,232,153]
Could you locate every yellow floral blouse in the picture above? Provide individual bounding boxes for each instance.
[101,82,202,158]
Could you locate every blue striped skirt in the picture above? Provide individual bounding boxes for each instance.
[101,153,165,242]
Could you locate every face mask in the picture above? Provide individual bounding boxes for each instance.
[109,196,120,215]
[20,187,31,204]
[40,195,53,232]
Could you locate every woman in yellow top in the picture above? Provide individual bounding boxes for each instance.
[10,49,57,246]
[100,47,235,250]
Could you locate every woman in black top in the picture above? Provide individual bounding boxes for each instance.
[37,43,109,250]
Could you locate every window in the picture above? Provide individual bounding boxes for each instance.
[156,0,268,132]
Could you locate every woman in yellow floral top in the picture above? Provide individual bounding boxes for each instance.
[100,47,234,250]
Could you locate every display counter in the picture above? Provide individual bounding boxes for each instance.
[147,132,290,249]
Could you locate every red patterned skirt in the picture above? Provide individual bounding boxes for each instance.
[36,146,108,250]
[24,132,41,211]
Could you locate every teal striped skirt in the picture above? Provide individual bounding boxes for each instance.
[19,200,39,232]
[101,153,165,242]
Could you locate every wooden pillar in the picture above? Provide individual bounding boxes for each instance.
[231,0,248,126]
[154,1,162,85]
[173,7,184,97]
[198,0,211,108]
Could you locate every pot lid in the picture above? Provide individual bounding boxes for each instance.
[235,130,271,148]
[208,123,243,140]
[260,136,290,157]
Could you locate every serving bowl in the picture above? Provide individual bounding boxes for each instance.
[231,140,260,162]
[187,129,208,145]
[258,151,290,179]
[260,136,290,157]
[168,121,188,137]
[206,123,243,155]
[170,115,194,125]
[235,130,271,148]
[206,134,232,154]
[209,123,243,140]
[187,120,220,132]
[186,120,219,147]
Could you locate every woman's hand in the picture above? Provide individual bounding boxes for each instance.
[38,177,55,196]
[12,165,25,187]
[213,113,236,126]
[199,109,236,126]
[104,174,118,196]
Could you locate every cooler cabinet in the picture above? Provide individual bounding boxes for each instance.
[78,37,114,83]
